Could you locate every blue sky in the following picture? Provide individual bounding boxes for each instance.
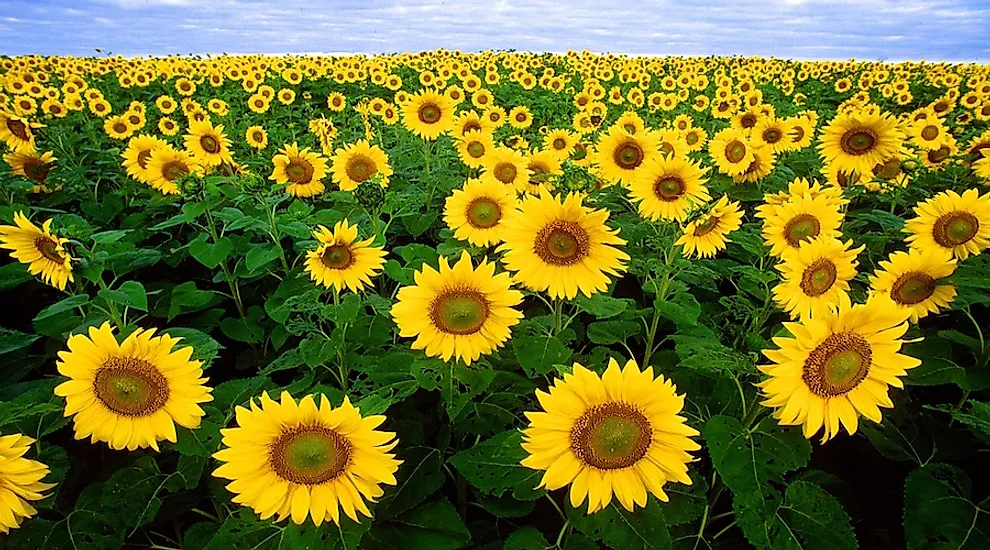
[0,0,988,61]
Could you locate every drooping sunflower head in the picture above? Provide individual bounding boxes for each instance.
[818,110,905,177]
[0,211,74,290]
[521,358,700,514]
[761,192,844,259]
[480,146,531,189]
[758,299,919,442]
[772,237,864,321]
[443,177,517,247]
[708,127,755,177]
[4,149,57,186]
[0,432,55,534]
[675,195,744,259]
[904,188,990,261]
[121,134,166,184]
[330,139,393,192]
[868,248,957,323]
[628,154,711,222]
[592,126,660,186]
[213,391,401,526]
[391,251,524,365]
[401,90,455,140]
[54,322,213,451]
[270,142,328,198]
[498,191,630,300]
[304,220,385,293]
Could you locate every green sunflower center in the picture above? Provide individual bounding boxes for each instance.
[803,332,872,397]
[93,357,170,416]
[418,103,442,124]
[932,212,979,248]
[535,221,590,265]
[724,140,747,163]
[920,125,940,141]
[799,258,837,297]
[270,426,351,485]
[552,138,567,150]
[113,123,128,134]
[285,159,314,184]
[431,290,489,335]
[493,162,518,184]
[784,214,821,247]
[613,141,645,169]
[321,244,354,270]
[345,155,376,183]
[466,141,486,158]
[693,215,720,237]
[685,132,699,145]
[571,402,652,470]
[653,176,685,201]
[466,198,502,229]
[840,129,878,155]
[890,271,936,305]
[200,135,221,154]
[162,160,190,182]
[763,128,782,143]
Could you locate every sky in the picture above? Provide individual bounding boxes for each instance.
[0,0,988,62]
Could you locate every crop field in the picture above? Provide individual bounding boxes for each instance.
[1,51,990,549]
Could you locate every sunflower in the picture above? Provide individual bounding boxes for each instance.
[4,149,57,189]
[757,177,847,219]
[751,118,790,154]
[519,150,563,195]
[773,237,864,320]
[443,178,517,246]
[732,145,777,184]
[245,125,268,149]
[675,195,744,258]
[184,120,233,168]
[454,130,495,169]
[787,115,815,150]
[304,220,385,293]
[54,322,213,451]
[104,115,133,140]
[391,251,524,365]
[544,129,578,160]
[498,191,629,299]
[0,432,54,534]
[145,146,203,195]
[330,139,393,192]
[508,105,533,129]
[521,358,699,514]
[121,134,165,184]
[592,127,660,186]
[158,117,179,136]
[212,391,401,526]
[401,90,455,140]
[480,146,530,189]
[904,188,990,260]
[708,128,754,177]
[628,155,710,222]
[818,110,905,177]
[909,118,948,151]
[270,142,329,198]
[327,92,347,112]
[452,110,491,138]
[868,248,957,323]
[757,298,920,442]
[156,95,177,114]
[761,193,844,259]
[0,212,74,290]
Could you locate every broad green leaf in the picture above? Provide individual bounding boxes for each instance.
[587,320,641,345]
[163,327,222,366]
[363,498,470,550]
[98,280,148,311]
[904,464,990,550]
[574,294,629,319]
[189,235,234,269]
[504,526,549,550]
[568,498,671,550]
[245,244,283,271]
[771,481,857,550]
[0,327,40,355]
[512,333,572,377]
[449,430,544,500]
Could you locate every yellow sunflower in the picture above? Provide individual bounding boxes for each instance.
[868,248,957,323]
[213,391,401,526]
[401,90,455,140]
[758,298,919,442]
[508,105,533,129]
[520,150,563,195]
[0,110,40,152]
[628,155,710,222]
[773,237,864,321]
[480,146,530,189]
[145,146,203,195]
[521,358,699,514]
[121,134,166,184]
[498,191,629,299]
[454,130,495,169]
[329,139,393,192]
[904,188,990,260]
[675,195,744,258]
[0,432,54,534]
[592,126,660,186]
[270,142,329,198]
[158,117,179,136]
[0,212,73,290]
[818,110,905,177]
[184,120,233,168]
[708,127,755,177]
[452,110,492,138]
[4,149,57,190]
[245,125,268,149]
[54,322,213,451]
[544,129,578,160]
[103,115,133,140]
[443,177,517,247]
[761,193,844,259]
[391,251,524,365]
[304,220,385,293]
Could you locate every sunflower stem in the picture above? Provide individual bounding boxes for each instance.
[553,299,564,336]
[266,200,290,276]
[332,289,349,392]
[554,520,571,548]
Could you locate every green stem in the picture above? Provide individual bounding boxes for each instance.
[266,202,290,276]
[554,521,571,548]
[553,299,564,336]
[545,494,567,522]
[95,277,123,327]
[332,289,349,391]
[692,504,710,550]
[204,204,246,319]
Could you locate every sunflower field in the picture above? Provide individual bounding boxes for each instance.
[1,51,990,550]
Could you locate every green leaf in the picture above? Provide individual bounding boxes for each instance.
[363,498,470,550]
[164,327,222,367]
[107,248,161,276]
[904,464,990,550]
[568,499,671,550]
[503,527,549,550]
[169,281,220,320]
[587,320,641,345]
[189,236,234,269]
[91,229,129,244]
[0,327,40,355]
[512,333,572,377]
[376,447,445,519]
[0,262,33,290]
[771,481,857,550]
[98,280,148,311]
[574,294,629,319]
[449,430,544,500]
[653,291,701,328]
[245,244,283,272]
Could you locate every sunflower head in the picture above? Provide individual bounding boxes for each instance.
[0,432,55,534]
[304,220,385,293]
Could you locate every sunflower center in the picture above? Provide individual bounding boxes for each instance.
[803,332,872,397]
[763,128,782,143]
[873,159,901,180]
[162,160,190,182]
[23,160,50,182]
[784,214,821,247]
[613,141,645,169]
[693,215,721,237]
[724,140,747,163]
[8,119,29,140]
[920,125,939,141]
[137,149,153,169]
[552,138,567,150]
[890,271,936,305]
[740,114,757,128]
[685,132,699,145]
[285,160,314,184]
[33,236,64,262]
[200,135,221,154]
[493,162,517,184]
[113,123,128,134]
[252,131,264,142]
[418,103,441,124]
[270,426,351,485]
[93,357,170,416]
[466,141,486,158]
[800,258,837,296]
[466,198,501,229]
[321,244,354,269]
[345,155,377,183]
[653,176,685,201]
[932,212,979,247]
[840,129,877,155]
[928,146,951,163]
[791,126,806,142]
[431,290,489,335]
[571,402,652,470]
[535,221,590,265]
[462,121,482,134]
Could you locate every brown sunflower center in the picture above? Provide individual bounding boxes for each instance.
[840,129,877,155]
[463,121,482,134]
[763,128,782,143]
[321,244,354,270]
[928,146,951,163]
[162,160,190,181]
[693,215,721,237]
[535,221,590,265]
[418,103,442,124]
[430,290,489,335]
[493,161,517,184]
[552,138,567,150]
[920,125,939,141]
[23,159,50,182]
[802,332,872,397]
[137,149,153,169]
[653,176,685,201]
[113,123,128,134]
[200,135,220,154]
[466,140,486,158]
[93,357,170,416]
[873,158,901,180]
[33,236,64,262]
[285,159,314,184]
[932,212,979,248]
[570,402,652,470]
[613,140,645,169]
[269,426,351,485]
[791,126,806,142]
[740,114,758,128]
[345,155,377,183]
[784,214,821,247]
[685,132,699,145]
[466,198,501,228]
[890,271,936,305]
[724,140,747,163]
[800,258,837,296]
